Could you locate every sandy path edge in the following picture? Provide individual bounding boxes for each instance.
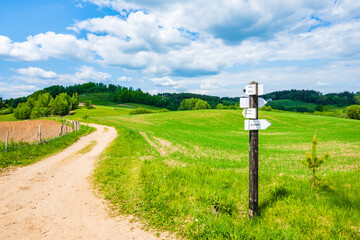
[0,123,170,240]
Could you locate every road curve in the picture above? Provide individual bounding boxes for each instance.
[0,123,167,240]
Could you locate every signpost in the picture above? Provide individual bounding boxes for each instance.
[241,81,271,219]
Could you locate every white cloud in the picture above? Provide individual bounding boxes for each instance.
[118,76,132,81]
[151,76,179,87]
[17,67,57,79]
[0,81,38,99]
[316,81,329,86]
[75,65,111,81]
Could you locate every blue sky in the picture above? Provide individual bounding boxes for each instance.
[1,0,360,99]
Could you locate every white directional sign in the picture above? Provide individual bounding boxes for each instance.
[242,108,257,119]
[244,119,271,130]
[244,84,264,96]
[240,97,267,108]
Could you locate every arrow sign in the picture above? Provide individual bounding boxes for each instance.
[242,108,257,119]
[244,119,271,130]
[240,97,267,108]
[243,84,264,96]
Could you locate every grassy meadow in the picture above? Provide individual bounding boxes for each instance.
[69,105,360,239]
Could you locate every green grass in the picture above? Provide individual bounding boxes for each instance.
[0,114,18,122]
[0,124,95,169]
[72,107,360,239]
[79,92,162,110]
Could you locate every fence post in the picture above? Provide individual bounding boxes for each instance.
[59,123,63,136]
[38,124,41,144]
[5,131,9,152]
[72,121,75,132]
[65,121,68,135]
[78,121,81,130]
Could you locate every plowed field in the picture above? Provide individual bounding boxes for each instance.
[0,120,72,143]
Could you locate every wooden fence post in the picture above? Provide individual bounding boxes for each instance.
[59,123,63,136]
[5,131,9,152]
[72,121,75,132]
[38,124,41,144]
[65,121,68,134]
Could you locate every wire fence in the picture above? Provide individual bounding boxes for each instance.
[1,119,81,153]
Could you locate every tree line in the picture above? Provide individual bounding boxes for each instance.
[263,89,359,107]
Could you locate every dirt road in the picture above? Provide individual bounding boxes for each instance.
[0,123,167,240]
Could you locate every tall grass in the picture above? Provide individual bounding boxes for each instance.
[82,108,360,239]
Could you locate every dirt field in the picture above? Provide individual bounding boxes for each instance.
[0,120,73,143]
[0,123,169,239]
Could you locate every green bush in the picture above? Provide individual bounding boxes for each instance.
[179,98,211,110]
[129,107,154,115]
[13,103,31,119]
[345,105,360,120]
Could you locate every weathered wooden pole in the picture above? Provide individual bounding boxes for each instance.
[72,121,75,132]
[65,121,68,134]
[59,123,63,136]
[249,81,259,218]
[38,124,41,144]
[5,131,9,152]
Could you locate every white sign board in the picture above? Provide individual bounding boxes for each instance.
[242,108,257,119]
[239,97,267,108]
[243,84,264,96]
[244,119,271,130]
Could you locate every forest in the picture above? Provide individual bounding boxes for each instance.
[1,83,359,113]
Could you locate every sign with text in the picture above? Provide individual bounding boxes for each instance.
[244,119,271,130]
[243,84,264,96]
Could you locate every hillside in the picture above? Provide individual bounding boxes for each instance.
[68,107,360,239]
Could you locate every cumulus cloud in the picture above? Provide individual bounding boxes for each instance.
[151,76,179,87]
[75,65,111,81]
[17,67,57,79]
[118,76,132,81]
[0,0,359,94]
[0,81,38,99]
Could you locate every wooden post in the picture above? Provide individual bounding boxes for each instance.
[72,121,75,132]
[249,81,259,218]
[38,124,41,144]
[59,123,63,136]
[78,121,81,130]
[5,131,9,152]
[65,121,68,134]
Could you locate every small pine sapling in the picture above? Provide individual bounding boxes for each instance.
[302,133,330,188]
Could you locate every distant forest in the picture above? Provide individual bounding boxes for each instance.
[2,82,359,111]
[263,89,359,107]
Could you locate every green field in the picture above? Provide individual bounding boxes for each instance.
[0,114,18,122]
[69,106,360,239]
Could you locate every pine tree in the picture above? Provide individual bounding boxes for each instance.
[302,133,330,187]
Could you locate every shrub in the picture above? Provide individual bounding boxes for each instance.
[13,103,31,119]
[84,100,93,109]
[345,105,360,120]
[179,98,210,110]
[129,107,154,115]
